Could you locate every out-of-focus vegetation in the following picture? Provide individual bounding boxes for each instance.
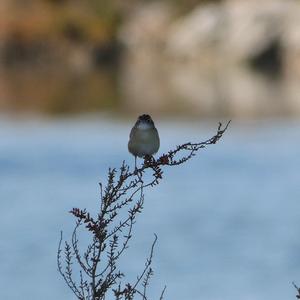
[0,0,127,114]
[1,0,300,117]
[1,0,123,68]
[1,0,222,68]
[1,68,119,114]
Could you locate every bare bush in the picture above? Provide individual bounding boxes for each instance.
[57,121,230,300]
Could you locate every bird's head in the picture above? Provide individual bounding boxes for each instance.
[135,114,155,129]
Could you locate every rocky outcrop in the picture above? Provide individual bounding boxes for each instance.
[166,0,300,68]
[118,0,300,117]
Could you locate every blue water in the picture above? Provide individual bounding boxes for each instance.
[1,117,300,300]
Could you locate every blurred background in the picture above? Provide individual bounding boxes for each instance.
[1,0,300,299]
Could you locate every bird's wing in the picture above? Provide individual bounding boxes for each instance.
[129,127,135,139]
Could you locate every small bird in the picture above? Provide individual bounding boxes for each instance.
[128,114,160,169]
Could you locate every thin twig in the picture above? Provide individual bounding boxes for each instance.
[57,121,230,300]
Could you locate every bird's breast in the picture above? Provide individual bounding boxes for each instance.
[128,128,160,157]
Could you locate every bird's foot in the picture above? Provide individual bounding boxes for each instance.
[143,155,155,166]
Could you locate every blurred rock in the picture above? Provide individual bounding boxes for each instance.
[166,3,224,64]
[118,2,175,114]
[221,0,287,63]
[119,0,300,69]
[119,2,173,51]
[283,3,300,77]
[119,0,300,117]
[166,0,299,66]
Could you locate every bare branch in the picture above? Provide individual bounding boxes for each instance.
[293,282,300,299]
[57,122,230,300]
[133,234,158,291]
[159,286,167,300]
